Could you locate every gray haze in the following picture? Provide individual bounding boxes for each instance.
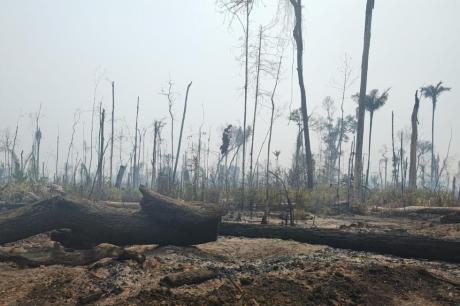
[1,0,459,178]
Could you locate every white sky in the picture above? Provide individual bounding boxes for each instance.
[1,0,459,178]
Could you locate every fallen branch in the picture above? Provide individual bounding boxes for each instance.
[159,268,217,287]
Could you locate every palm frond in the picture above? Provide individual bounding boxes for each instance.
[421,81,451,101]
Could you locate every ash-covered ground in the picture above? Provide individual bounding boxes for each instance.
[1,216,459,306]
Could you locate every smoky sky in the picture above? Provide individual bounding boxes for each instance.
[1,0,459,177]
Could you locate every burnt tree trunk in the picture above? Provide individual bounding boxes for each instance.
[353,0,375,204]
[0,187,222,249]
[408,90,420,189]
[218,222,460,263]
[290,0,314,189]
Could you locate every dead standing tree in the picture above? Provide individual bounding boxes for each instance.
[160,80,177,184]
[263,55,282,224]
[333,54,355,201]
[353,0,375,205]
[64,111,81,186]
[391,111,399,188]
[408,90,420,190]
[132,97,140,188]
[249,25,263,191]
[151,120,165,189]
[96,107,105,193]
[109,81,115,186]
[289,0,314,189]
[172,82,193,188]
[218,0,254,214]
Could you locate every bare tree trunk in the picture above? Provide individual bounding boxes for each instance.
[133,97,140,188]
[400,132,404,197]
[452,176,456,200]
[431,99,436,191]
[96,108,105,193]
[168,93,175,181]
[249,26,263,189]
[290,0,314,189]
[409,90,420,190]
[352,0,375,205]
[384,158,388,189]
[263,56,282,224]
[240,0,251,215]
[336,56,352,200]
[391,111,398,188]
[151,122,160,189]
[172,82,192,186]
[65,113,79,186]
[55,130,59,183]
[89,90,97,179]
[110,81,115,186]
[365,111,374,188]
[115,165,126,189]
[347,138,355,205]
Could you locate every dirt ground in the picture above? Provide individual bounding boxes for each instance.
[0,213,459,305]
[0,217,459,306]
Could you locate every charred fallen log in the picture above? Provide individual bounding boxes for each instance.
[0,201,27,212]
[0,243,144,267]
[374,206,460,216]
[159,269,217,287]
[139,186,223,234]
[440,212,460,224]
[218,223,460,263]
[2,192,460,264]
[0,190,222,249]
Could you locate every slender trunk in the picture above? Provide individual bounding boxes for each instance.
[336,65,348,200]
[240,0,250,213]
[431,99,436,191]
[400,132,404,196]
[391,111,398,187]
[290,0,314,189]
[453,177,457,200]
[352,0,375,204]
[110,81,115,186]
[347,138,355,205]
[89,95,96,179]
[172,82,192,186]
[55,130,59,184]
[384,158,388,189]
[133,97,140,188]
[96,108,105,193]
[365,111,374,187]
[36,131,41,180]
[249,26,263,189]
[409,90,420,189]
[151,123,159,189]
[264,56,282,223]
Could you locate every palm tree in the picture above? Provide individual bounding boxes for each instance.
[353,88,390,188]
[364,89,389,188]
[420,81,451,190]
